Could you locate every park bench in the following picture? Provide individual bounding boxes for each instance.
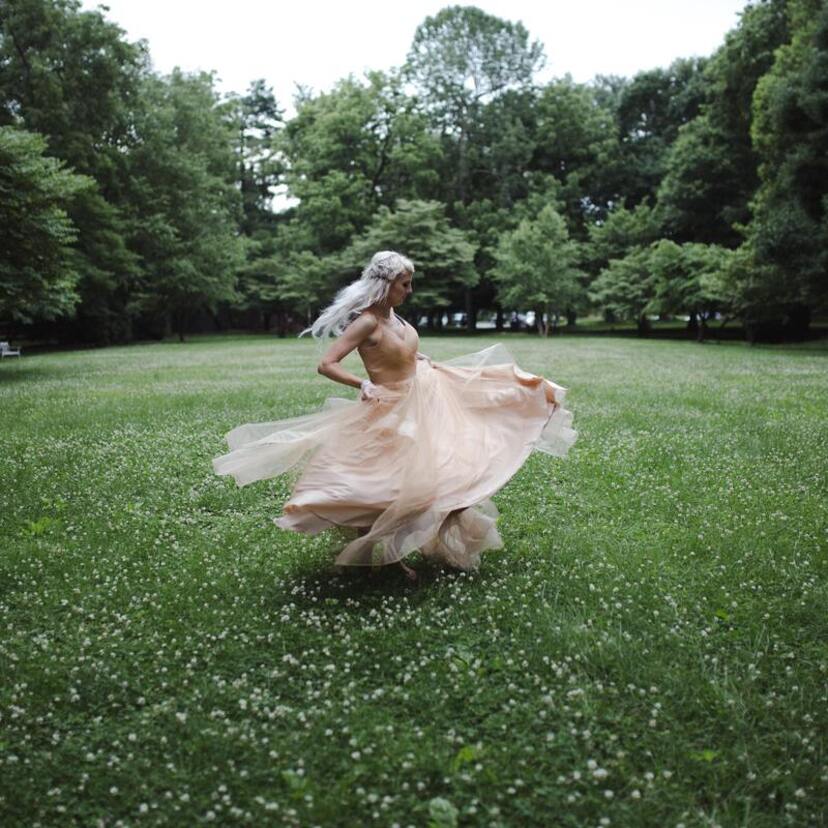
[0,341,22,358]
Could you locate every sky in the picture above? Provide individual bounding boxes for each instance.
[81,0,750,116]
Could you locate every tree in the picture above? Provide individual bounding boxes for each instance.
[613,57,709,208]
[405,5,544,128]
[647,240,733,341]
[589,248,656,336]
[337,199,477,324]
[745,0,828,336]
[234,221,332,335]
[128,70,245,342]
[657,0,790,247]
[492,204,583,336]
[280,71,442,254]
[223,79,284,235]
[583,199,663,277]
[0,126,93,327]
[531,76,621,236]
[0,0,149,343]
[404,7,546,332]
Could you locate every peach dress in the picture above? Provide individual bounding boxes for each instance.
[212,318,577,571]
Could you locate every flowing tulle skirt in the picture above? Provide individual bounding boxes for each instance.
[212,343,577,571]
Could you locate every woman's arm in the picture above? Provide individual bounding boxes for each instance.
[317,314,379,389]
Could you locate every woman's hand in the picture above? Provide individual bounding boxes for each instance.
[360,379,380,401]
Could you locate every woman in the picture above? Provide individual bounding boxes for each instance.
[212,251,577,581]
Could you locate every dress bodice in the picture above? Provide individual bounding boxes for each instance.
[357,311,419,387]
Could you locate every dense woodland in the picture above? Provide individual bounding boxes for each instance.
[1,0,826,345]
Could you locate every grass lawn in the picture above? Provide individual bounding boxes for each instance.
[1,333,826,827]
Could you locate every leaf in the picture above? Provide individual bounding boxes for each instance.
[427,797,458,828]
[280,768,307,800]
[25,516,56,536]
[450,744,482,772]
[448,645,474,668]
[688,749,719,762]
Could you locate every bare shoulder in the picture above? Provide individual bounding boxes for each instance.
[354,309,380,329]
[344,310,380,341]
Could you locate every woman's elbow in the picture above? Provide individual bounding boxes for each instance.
[317,361,331,377]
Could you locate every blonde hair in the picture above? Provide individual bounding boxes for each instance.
[300,251,415,340]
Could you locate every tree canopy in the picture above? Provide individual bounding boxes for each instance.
[1,0,824,344]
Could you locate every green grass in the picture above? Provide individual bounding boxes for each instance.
[1,333,826,827]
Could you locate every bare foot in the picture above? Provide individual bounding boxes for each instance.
[398,560,418,582]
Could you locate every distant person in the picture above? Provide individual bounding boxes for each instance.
[213,251,577,582]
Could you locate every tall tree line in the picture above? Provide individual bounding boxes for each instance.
[1,0,825,344]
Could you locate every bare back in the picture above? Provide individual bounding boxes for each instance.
[357,310,419,386]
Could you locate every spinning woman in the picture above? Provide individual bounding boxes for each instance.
[213,251,577,582]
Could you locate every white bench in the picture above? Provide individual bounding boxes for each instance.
[0,341,21,358]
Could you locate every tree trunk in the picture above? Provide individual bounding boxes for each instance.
[205,307,223,332]
[176,308,188,343]
[277,311,288,337]
[696,311,707,343]
[465,287,475,332]
[784,303,811,341]
[686,311,698,336]
[566,308,577,326]
[495,307,504,332]
[636,314,651,337]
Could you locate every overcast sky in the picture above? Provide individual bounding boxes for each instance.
[82,0,749,115]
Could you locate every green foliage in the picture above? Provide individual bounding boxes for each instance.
[222,79,284,235]
[0,0,149,341]
[281,71,442,252]
[658,0,790,246]
[584,200,663,275]
[427,796,459,827]
[492,204,583,334]
[1,0,825,343]
[657,114,742,244]
[0,126,93,324]
[0,0,149,174]
[588,247,655,330]
[648,240,733,320]
[747,0,828,316]
[338,199,477,313]
[405,5,544,219]
[590,239,734,336]
[127,69,245,340]
[532,77,621,234]
[405,5,544,120]
[613,57,709,208]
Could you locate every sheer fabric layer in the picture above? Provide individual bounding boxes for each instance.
[212,343,577,570]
